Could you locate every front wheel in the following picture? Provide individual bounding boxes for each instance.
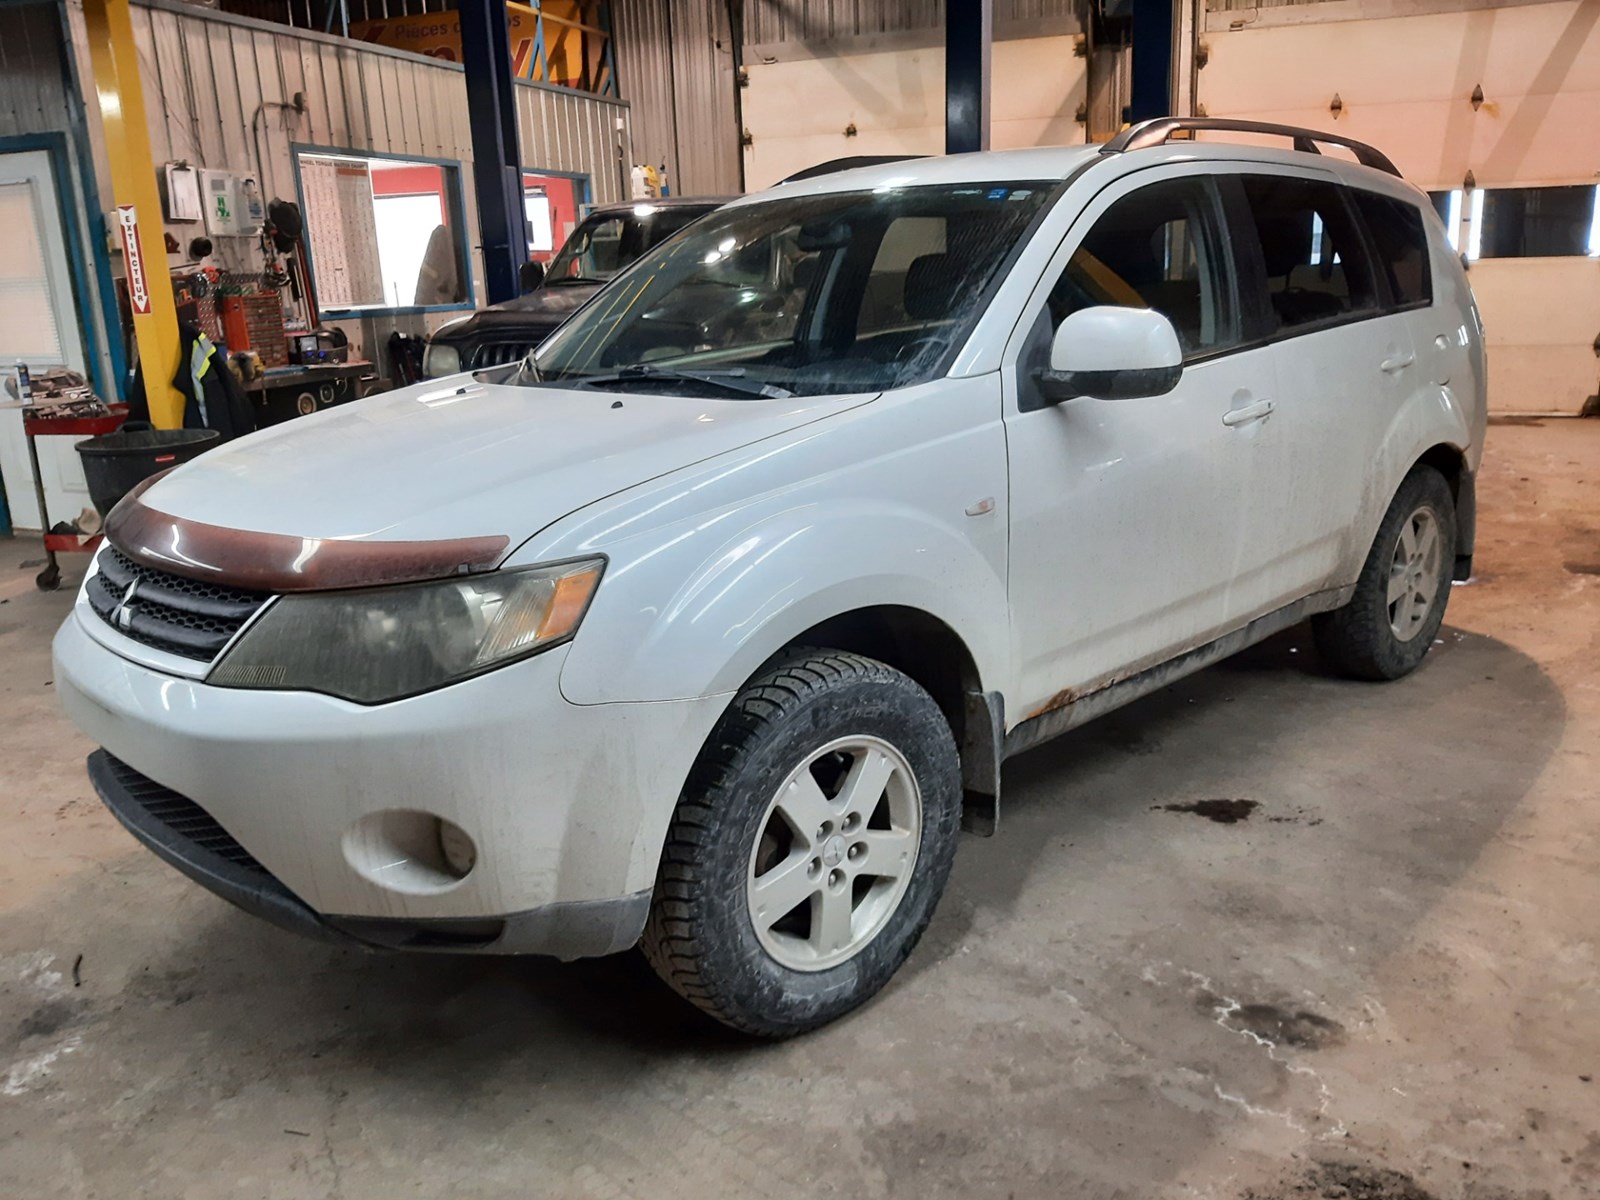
[640,650,962,1037]
[1313,464,1456,681]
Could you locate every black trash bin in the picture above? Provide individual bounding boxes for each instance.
[76,428,221,516]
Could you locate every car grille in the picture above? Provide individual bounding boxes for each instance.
[467,338,547,369]
[85,547,272,663]
[99,752,269,875]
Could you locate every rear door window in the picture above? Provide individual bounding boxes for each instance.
[1350,190,1433,308]
[1238,175,1379,333]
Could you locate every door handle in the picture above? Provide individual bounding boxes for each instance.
[1380,352,1415,374]
[1222,399,1275,427]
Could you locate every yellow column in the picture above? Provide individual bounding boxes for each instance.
[82,0,184,428]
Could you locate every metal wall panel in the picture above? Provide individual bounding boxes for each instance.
[667,0,740,194]
[744,0,1078,45]
[1208,0,1328,10]
[611,0,740,195]
[32,0,631,370]
[611,0,681,187]
[118,0,633,194]
[516,76,634,203]
[0,4,76,141]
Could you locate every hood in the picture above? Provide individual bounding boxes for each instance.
[435,283,599,342]
[133,378,875,551]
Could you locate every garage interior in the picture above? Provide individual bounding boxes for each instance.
[1,0,1598,1196]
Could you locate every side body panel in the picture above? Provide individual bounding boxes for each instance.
[998,161,1286,715]
[524,375,1015,707]
[1229,163,1429,609]
[1311,169,1483,583]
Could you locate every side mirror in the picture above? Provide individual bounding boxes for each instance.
[1031,306,1183,407]
[520,260,546,293]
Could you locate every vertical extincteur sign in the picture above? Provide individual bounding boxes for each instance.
[117,204,151,315]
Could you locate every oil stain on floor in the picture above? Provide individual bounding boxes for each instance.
[1242,1161,1440,1199]
[1156,798,1260,823]
[1195,991,1348,1050]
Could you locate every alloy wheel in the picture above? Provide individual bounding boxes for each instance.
[746,735,922,972]
[1387,505,1443,642]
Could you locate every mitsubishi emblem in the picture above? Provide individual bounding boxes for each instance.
[112,578,141,631]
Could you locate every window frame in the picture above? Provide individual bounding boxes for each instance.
[1220,170,1397,352]
[1475,184,1599,259]
[522,167,593,258]
[1008,165,1248,395]
[1346,185,1435,316]
[291,142,477,319]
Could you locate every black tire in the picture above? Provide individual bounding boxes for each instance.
[640,649,962,1037]
[1313,465,1456,681]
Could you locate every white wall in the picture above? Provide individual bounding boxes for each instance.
[744,2,1600,413]
[742,36,1088,190]
[1198,0,1600,189]
[1469,257,1600,413]
[1200,0,1600,413]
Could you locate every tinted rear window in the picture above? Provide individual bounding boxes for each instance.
[1239,175,1378,332]
[1353,191,1432,308]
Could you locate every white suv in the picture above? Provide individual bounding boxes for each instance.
[56,119,1484,1036]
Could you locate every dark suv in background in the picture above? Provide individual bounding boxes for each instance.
[423,196,728,377]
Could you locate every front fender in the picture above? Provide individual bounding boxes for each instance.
[557,500,1011,706]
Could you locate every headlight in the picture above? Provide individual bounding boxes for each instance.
[209,559,603,704]
[422,340,462,378]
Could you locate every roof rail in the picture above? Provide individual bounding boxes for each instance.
[1102,117,1402,178]
[774,155,927,185]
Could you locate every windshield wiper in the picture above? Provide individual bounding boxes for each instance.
[573,364,793,399]
[546,274,609,285]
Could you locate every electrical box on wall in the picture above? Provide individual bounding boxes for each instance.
[198,170,264,237]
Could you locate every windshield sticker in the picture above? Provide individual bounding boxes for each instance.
[986,187,1010,201]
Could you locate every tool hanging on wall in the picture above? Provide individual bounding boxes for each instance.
[263,198,306,302]
[253,199,298,303]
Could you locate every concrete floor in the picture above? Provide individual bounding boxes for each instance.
[1,421,1596,1200]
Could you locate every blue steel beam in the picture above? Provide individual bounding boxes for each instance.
[945,0,992,155]
[1128,0,1175,124]
[457,0,526,305]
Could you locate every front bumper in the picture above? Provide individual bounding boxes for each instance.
[89,751,648,957]
[55,610,727,951]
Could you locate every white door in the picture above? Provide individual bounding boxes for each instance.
[1220,170,1421,614]
[0,149,94,531]
[1003,168,1277,715]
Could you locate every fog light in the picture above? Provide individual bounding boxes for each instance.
[342,810,477,894]
[437,818,477,878]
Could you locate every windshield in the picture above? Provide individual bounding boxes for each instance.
[533,182,1055,397]
[544,206,711,284]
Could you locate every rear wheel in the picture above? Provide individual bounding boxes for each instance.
[1313,465,1456,681]
[640,650,962,1037]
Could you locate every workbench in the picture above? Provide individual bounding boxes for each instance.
[245,361,381,426]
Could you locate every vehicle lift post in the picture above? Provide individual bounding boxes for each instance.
[1128,0,1177,124]
[81,0,185,427]
[458,0,529,305]
[946,0,993,155]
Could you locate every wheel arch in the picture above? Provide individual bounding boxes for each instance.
[765,605,1003,836]
[1412,441,1476,578]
